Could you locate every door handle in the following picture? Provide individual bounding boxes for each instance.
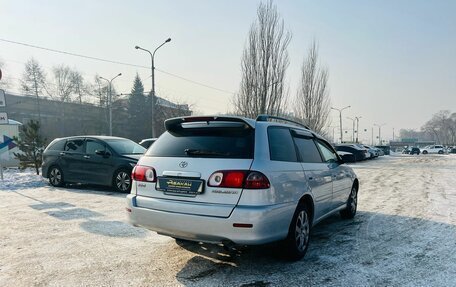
[84,155,90,159]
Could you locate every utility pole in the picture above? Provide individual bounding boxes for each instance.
[355,116,362,143]
[347,117,355,142]
[331,105,351,143]
[374,123,386,145]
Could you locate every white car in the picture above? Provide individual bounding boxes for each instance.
[126,115,359,260]
[420,145,444,154]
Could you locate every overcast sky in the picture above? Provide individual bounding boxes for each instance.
[1,0,455,142]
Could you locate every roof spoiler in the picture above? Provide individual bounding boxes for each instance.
[164,116,254,131]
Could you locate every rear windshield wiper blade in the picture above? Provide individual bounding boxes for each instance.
[184,149,231,157]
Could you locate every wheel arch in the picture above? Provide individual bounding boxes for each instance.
[297,193,315,227]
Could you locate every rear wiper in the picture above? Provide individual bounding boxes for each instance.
[184,149,231,157]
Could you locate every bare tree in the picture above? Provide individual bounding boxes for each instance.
[233,0,292,118]
[293,41,331,134]
[0,60,12,89]
[421,110,455,145]
[20,58,47,122]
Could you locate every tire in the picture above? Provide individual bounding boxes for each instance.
[438,150,443,154]
[422,150,428,154]
[48,166,65,187]
[340,185,358,219]
[283,205,311,261]
[113,169,132,193]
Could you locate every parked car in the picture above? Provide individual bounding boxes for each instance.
[335,144,368,161]
[375,148,385,156]
[139,138,157,149]
[126,115,359,260]
[420,145,444,154]
[337,151,356,163]
[363,145,379,158]
[409,147,420,155]
[375,145,390,155]
[449,147,456,154]
[42,136,146,192]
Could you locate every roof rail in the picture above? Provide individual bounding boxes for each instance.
[256,114,310,129]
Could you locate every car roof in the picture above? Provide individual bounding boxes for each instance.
[54,135,129,141]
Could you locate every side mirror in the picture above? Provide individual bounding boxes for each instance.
[95,150,110,157]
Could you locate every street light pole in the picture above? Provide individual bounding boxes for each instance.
[347,117,355,142]
[355,116,362,143]
[331,105,351,143]
[135,37,172,138]
[374,123,386,145]
[99,73,122,136]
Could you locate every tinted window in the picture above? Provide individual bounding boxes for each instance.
[147,128,254,159]
[294,137,322,163]
[48,139,66,151]
[106,139,146,155]
[64,139,84,153]
[316,141,338,163]
[86,140,106,155]
[268,127,297,162]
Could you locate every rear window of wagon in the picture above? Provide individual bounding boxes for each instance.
[146,127,255,159]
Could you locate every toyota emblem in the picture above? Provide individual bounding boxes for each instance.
[179,161,188,168]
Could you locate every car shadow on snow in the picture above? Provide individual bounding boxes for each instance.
[173,211,456,286]
[79,220,148,238]
[53,183,127,198]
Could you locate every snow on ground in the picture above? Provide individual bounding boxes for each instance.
[0,155,456,286]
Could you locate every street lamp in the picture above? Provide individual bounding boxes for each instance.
[99,73,122,136]
[135,37,172,137]
[355,116,362,143]
[331,105,350,143]
[374,123,386,145]
[346,117,355,142]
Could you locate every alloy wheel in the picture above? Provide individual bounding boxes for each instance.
[49,168,62,186]
[116,171,131,192]
[295,210,310,252]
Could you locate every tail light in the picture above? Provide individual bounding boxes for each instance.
[208,170,270,189]
[132,165,156,182]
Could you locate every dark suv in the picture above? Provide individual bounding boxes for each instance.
[42,136,146,192]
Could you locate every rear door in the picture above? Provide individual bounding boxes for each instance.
[82,138,115,185]
[135,121,254,218]
[60,138,86,182]
[292,130,333,219]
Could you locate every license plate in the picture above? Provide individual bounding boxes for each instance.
[156,177,204,196]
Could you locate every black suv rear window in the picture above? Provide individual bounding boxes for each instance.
[146,128,254,159]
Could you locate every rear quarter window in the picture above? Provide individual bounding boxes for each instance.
[47,139,66,151]
[268,127,298,162]
[147,127,254,159]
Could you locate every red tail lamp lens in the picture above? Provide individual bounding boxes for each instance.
[132,165,156,182]
[208,171,270,189]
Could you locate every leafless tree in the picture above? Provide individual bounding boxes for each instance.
[421,110,455,145]
[293,41,331,134]
[20,58,48,122]
[233,0,292,118]
[0,60,12,89]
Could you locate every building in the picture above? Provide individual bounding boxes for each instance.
[3,92,191,143]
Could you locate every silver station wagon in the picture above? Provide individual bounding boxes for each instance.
[126,115,359,260]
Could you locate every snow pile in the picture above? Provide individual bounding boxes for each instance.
[0,168,47,191]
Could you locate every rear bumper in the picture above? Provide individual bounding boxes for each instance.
[126,194,296,245]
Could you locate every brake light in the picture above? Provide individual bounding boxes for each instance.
[208,170,270,189]
[132,165,156,182]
